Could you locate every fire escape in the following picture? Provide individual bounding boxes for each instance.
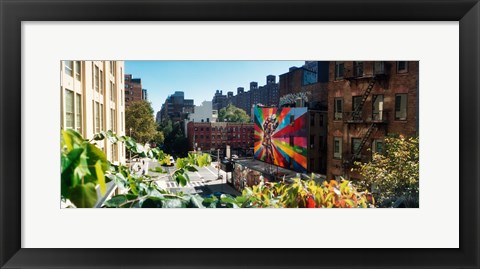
[344,62,389,167]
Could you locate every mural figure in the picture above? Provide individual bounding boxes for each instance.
[262,114,279,164]
[254,106,308,173]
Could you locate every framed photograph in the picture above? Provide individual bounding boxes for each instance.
[1,0,479,268]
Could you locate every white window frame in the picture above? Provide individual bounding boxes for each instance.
[333,137,342,159]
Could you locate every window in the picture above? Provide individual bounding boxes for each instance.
[100,70,103,94]
[65,89,74,129]
[334,98,343,120]
[120,67,123,83]
[352,96,362,112]
[397,61,408,73]
[335,61,344,80]
[75,93,82,133]
[395,94,407,120]
[310,113,315,126]
[310,135,315,149]
[120,90,123,106]
[194,127,198,131]
[333,137,342,159]
[110,109,116,132]
[374,61,385,75]
[64,61,73,76]
[354,61,364,77]
[100,104,104,131]
[319,136,323,150]
[319,114,324,127]
[372,139,384,154]
[200,128,203,131]
[94,102,100,133]
[310,158,315,170]
[206,128,209,131]
[372,95,384,121]
[74,61,81,81]
[351,138,362,157]
[110,82,116,102]
[111,144,118,162]
[94,66,99,92]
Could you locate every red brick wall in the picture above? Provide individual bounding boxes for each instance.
[326,61,419,180]
[187,122,254,152]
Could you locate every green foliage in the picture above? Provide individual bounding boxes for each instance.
[219,178,374,208]
[159,119,189,156]
[61,129,212,208]
[62,129,374,209]
[355,135,419,208]
[218,104,250,123]
[61,129,111,208]
[125,100,161,143]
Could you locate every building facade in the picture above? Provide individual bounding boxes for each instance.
[212,90,228,111]
[186,121,254,156]
[124,74,144,107]
[61,60,126,164]
[184,100,218,136]
[187,100,218,123]
[326,61,419,180]
[158,91,195,123]
[279,61,329,110]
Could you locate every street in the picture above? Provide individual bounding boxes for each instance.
[146,159,240,197]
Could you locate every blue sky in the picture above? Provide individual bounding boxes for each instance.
[125,61,305,113]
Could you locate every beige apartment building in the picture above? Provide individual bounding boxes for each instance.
[60,60,126,164]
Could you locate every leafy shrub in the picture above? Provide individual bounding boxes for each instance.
[61,129,211,208]
[355,135,419,208]
[214,177,374,208]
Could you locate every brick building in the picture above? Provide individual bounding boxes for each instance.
[124,74,145,107]
[277,62,329,174]
[212,90,228,111]
[326,61,419,180]
[186,121,254,156]
[235,87,252,115]
[279,61,329,110]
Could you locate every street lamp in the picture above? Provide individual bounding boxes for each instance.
[217,149,221,180]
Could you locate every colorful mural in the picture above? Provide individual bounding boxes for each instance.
[253,106,308,173]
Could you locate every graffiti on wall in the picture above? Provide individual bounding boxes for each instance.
[253,106,308,173]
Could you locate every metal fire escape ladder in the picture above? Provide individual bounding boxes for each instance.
[351,123,377,163]
[351,77,377,121]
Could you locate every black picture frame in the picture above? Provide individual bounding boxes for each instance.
[1,0,479,268]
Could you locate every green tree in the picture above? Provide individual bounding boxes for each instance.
[355,135,419,207]
[159,119,189,156]
[125,100,159,143]
[218,104,250,123]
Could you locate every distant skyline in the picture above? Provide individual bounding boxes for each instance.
[124,61,305,114]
